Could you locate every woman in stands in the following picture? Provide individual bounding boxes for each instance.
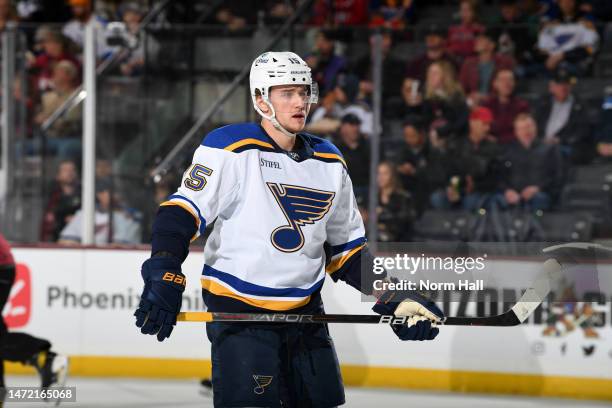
[421,60,469,143]
[377,161,416,242]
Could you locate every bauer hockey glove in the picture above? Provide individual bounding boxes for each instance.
[373,290,444,341]
[134,255,185,342]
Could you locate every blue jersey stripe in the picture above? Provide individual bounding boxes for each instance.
[168,194,207,234]
[331,237,367,256]
[201,123,270,149]
[203,264,324,298]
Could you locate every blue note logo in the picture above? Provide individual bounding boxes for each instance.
[253,375,273,395]
[267,183,335,253]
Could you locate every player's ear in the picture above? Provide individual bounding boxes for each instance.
[256,95,271,114]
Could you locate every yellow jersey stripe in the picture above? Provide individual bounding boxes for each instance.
[201,278,311,311]
[326,244,365,274]
[160,201,200,242]
[225,138,274,152]
[313,152,347,168]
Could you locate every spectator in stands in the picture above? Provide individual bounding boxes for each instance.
[96,158,113,179]
[536,0,599,76]
[117,2,145,76]
[308,73,373,137]
[421,61,469,141]
[0,0,18,32]
[377,161,415,242]
[384,77,423,120]
[459,29,515,106]
[63,0,114,59]
[543,0,595,22]
[496,113,563,211]
[447,0,485,61]
[59,178,141,245]
[334,114,370,197]
[213,0,255,31]
[309,0,368,27]
[368,0,416,30]
[396,117,429,214]
[586,0,612,21]
[264,1,294,25]
[535,67,592,163]
[17,0,71,24]
[41,160,81,242]
[27,26,80,92]
[483,69,530,144]
[595,87,612,161]
[486,0,535,64]
[430,107,501,211]
[405,26,459,83]
[305,29,346,96]
[12,73,35,139]
[350,28,405,101]
[34,60,82,147]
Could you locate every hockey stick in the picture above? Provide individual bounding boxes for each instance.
[178,258,561,327]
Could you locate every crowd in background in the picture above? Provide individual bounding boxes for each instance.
[302,0,612,242]
[1,0,147,244]
[4,0,612,244]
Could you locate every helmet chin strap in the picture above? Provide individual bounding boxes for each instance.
[271,117,297,138]
[257,98,303,139]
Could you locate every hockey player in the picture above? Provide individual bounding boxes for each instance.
[135,51,443,407]
[0,234,69,403]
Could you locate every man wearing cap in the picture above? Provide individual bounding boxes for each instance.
[483,69,530,144]
[535,67,592,163]
[335,113,370,196]
[430,106,501,210]
[459,29,515,106]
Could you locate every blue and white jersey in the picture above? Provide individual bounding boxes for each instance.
[161,123,366,311]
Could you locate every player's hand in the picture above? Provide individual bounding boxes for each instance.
[373,290,444,341]
[134,256,185,342]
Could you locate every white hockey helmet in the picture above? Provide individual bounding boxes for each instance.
[250,51,318,136]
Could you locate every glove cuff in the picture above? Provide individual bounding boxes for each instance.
[141,256,186,293]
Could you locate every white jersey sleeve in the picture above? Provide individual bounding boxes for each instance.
[160,139,240,240]
[325,169,367,276]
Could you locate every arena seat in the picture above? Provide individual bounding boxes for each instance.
[413,210,474,241]
[568,163,612,184]
[532,211,593,241]
[560,183,612,224]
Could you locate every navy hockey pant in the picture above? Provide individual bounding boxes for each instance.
[206,321,345,407]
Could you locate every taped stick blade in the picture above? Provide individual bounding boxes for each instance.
[511,258,561,323]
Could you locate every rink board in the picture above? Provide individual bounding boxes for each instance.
[6,247,612,401]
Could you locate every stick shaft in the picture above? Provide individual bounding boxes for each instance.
[177,311,519,326]
[177,256,561,327]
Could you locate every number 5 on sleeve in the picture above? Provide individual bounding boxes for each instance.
[184,164,213,191]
